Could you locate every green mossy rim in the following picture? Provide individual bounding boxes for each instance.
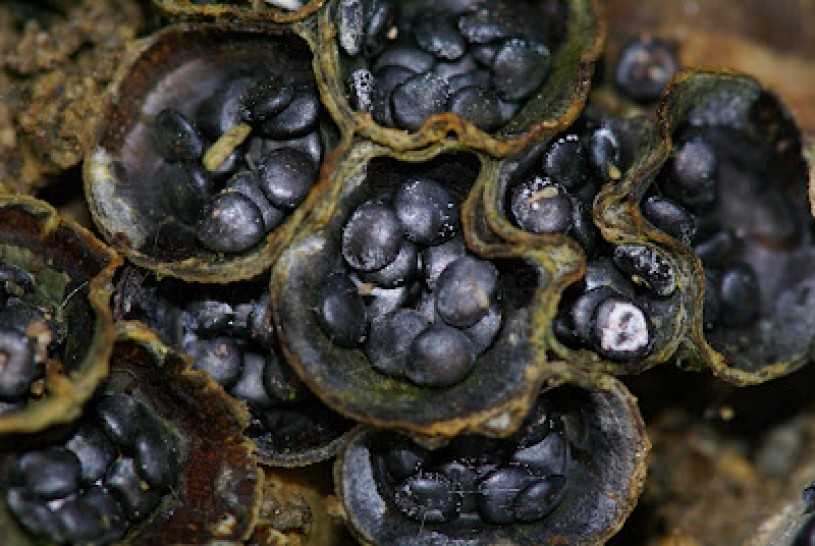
[0,194,120,436]
[315,0,604,157]
[335,377,648,546]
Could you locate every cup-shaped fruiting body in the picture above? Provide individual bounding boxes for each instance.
[640,70,814,385]
[114,266,354,466]
[271,139,579,438]
[0,323,262,544]
[317,0,603,156]
[0,194,119,435]
[335,378,648,545]
[478,111,689,377]
[153,0,327,24]
[84,22,342,283]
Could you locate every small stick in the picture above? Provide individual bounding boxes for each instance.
[202,123,253,172]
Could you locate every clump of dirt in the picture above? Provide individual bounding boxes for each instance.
[0,0,145,193]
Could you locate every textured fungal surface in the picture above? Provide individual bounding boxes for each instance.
[318,172,505,388]
[477,110,689,378]
[639,72,814,382]
[501,116,675,365]
[336,0,567,132]
[4,392,180,544]
[318,0,603,154]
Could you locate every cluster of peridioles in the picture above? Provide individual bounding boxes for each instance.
[1,1,813,545]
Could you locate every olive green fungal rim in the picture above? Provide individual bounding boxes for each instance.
[315,0,605,158]
[0,194,120,436]
[333,376,649,546]
[655,69,815,386]
[270,139,569,439]
[584,120,695,376]
[84,21,349,284]
[258,423,351,469]
[463,168,630,386]
[153,0,328,24]
[108,322,264,544]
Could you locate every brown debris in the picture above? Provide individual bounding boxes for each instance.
[250,464,355,546]
[600,0,815,134]
[0,0,145,193]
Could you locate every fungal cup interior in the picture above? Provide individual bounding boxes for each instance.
[654,73,814,377]
[322,0,601,153]
[486,113,686,375]
[113,268,353,466]
[336,381,647,545]
[0,198,116,434]
[0,326,262,545]
[87,24,339,280]
[272,150,552,435]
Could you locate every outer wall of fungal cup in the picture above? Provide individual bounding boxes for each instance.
[100,323,263,543]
